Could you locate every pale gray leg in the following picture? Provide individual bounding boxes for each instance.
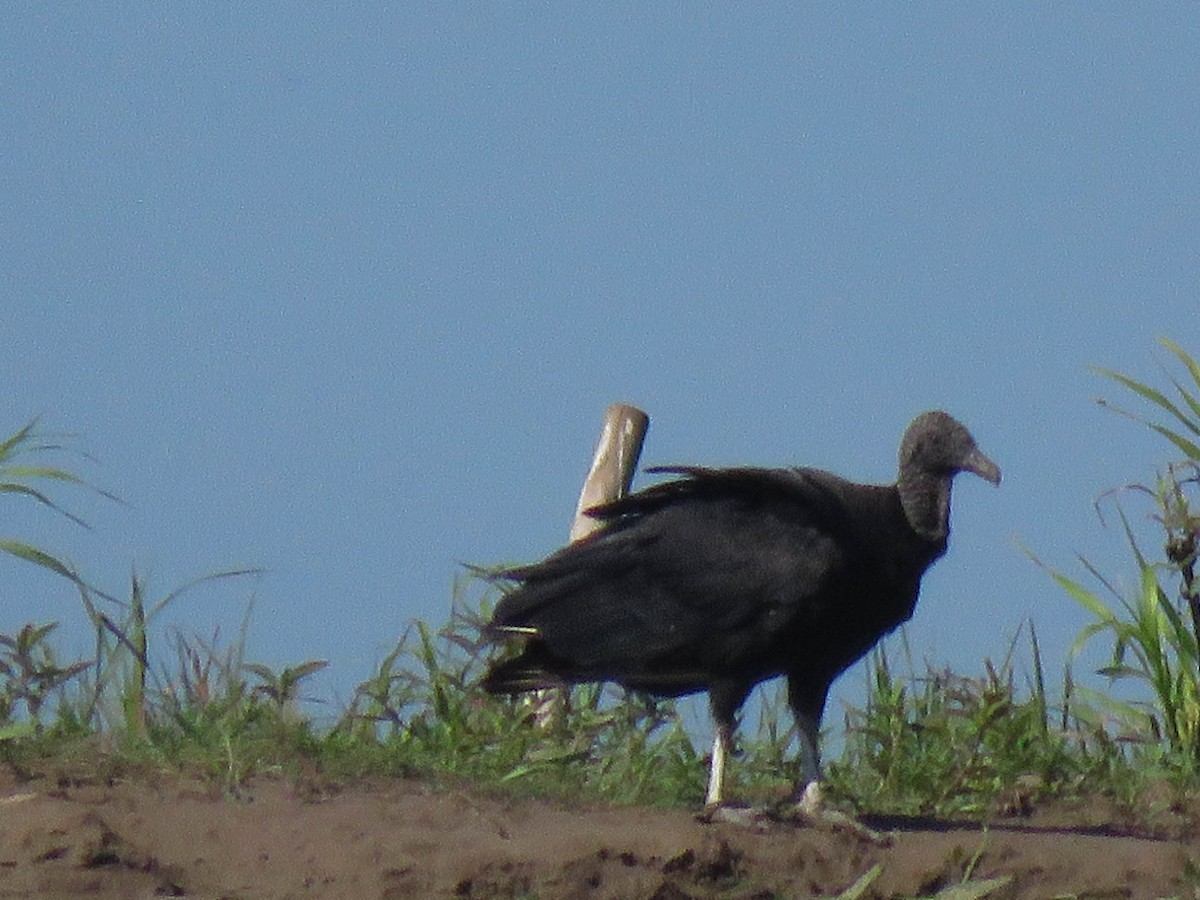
[785,675,890,843]
[703,683,748,810]
[793,706,823,813]
[787,676,827,805]
[704,723,731,807]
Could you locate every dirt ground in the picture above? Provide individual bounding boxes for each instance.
[0,769,1195,899]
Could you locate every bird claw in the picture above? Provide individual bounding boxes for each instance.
[775,803,893,846]
[696,804,775,830]
[699,797,891,845]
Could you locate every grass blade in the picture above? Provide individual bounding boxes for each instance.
[0,540,80,582]
[834,864,882,900]
[1094,367,1198,437]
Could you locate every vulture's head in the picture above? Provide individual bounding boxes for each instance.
[899,411,1001,487]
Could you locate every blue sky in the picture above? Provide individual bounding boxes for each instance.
[3,7,1198,725]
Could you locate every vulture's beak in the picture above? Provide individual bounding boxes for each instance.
[964,448,1001,486]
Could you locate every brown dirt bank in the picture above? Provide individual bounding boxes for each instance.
[0,770,1194,898]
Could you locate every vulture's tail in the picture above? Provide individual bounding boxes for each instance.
[480,644,572,695]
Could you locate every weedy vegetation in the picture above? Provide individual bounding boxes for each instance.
[1032,338,1200,785]
[2,341,1200,827]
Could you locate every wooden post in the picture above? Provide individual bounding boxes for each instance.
[531,403,650,729]
[570,403,650,541]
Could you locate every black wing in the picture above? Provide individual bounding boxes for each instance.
[489,466,857,683]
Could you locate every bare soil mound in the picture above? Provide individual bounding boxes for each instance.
[0,770,1193,899]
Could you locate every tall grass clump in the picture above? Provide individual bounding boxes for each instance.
[0,417,303,782]
[331,576,705,805]
[824,627,1097,818]
[0,419,111,743]
[79,568,267,738]
[1042,338,1200,767]
[0,417,117,592]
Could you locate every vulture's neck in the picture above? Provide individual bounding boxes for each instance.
[896,468,953,544]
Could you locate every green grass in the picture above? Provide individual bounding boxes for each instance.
[3,343,1200,824]
[0,584,1182,820]
[1035,339,1200,764]
[826,629,1083,818]
[0,577,1151,818]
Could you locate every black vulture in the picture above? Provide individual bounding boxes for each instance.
[482,411,999,815]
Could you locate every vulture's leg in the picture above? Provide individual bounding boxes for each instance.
[698,684,751,821]
[703,685,744,808]
[792,704,824,814]
[787,675,827,809]
[785,675,889,844]
[704,722,732,807]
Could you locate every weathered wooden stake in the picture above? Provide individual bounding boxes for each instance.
[531,403,650,728]
[570,403,650,542]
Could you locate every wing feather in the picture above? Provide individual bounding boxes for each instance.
[490,467,855,679]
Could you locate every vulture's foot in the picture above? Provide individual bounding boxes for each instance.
[697,789,890,844]
[699,802,890,844]
[774,803,892,845]
[777,783,892,845]
[697,804,774,830]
